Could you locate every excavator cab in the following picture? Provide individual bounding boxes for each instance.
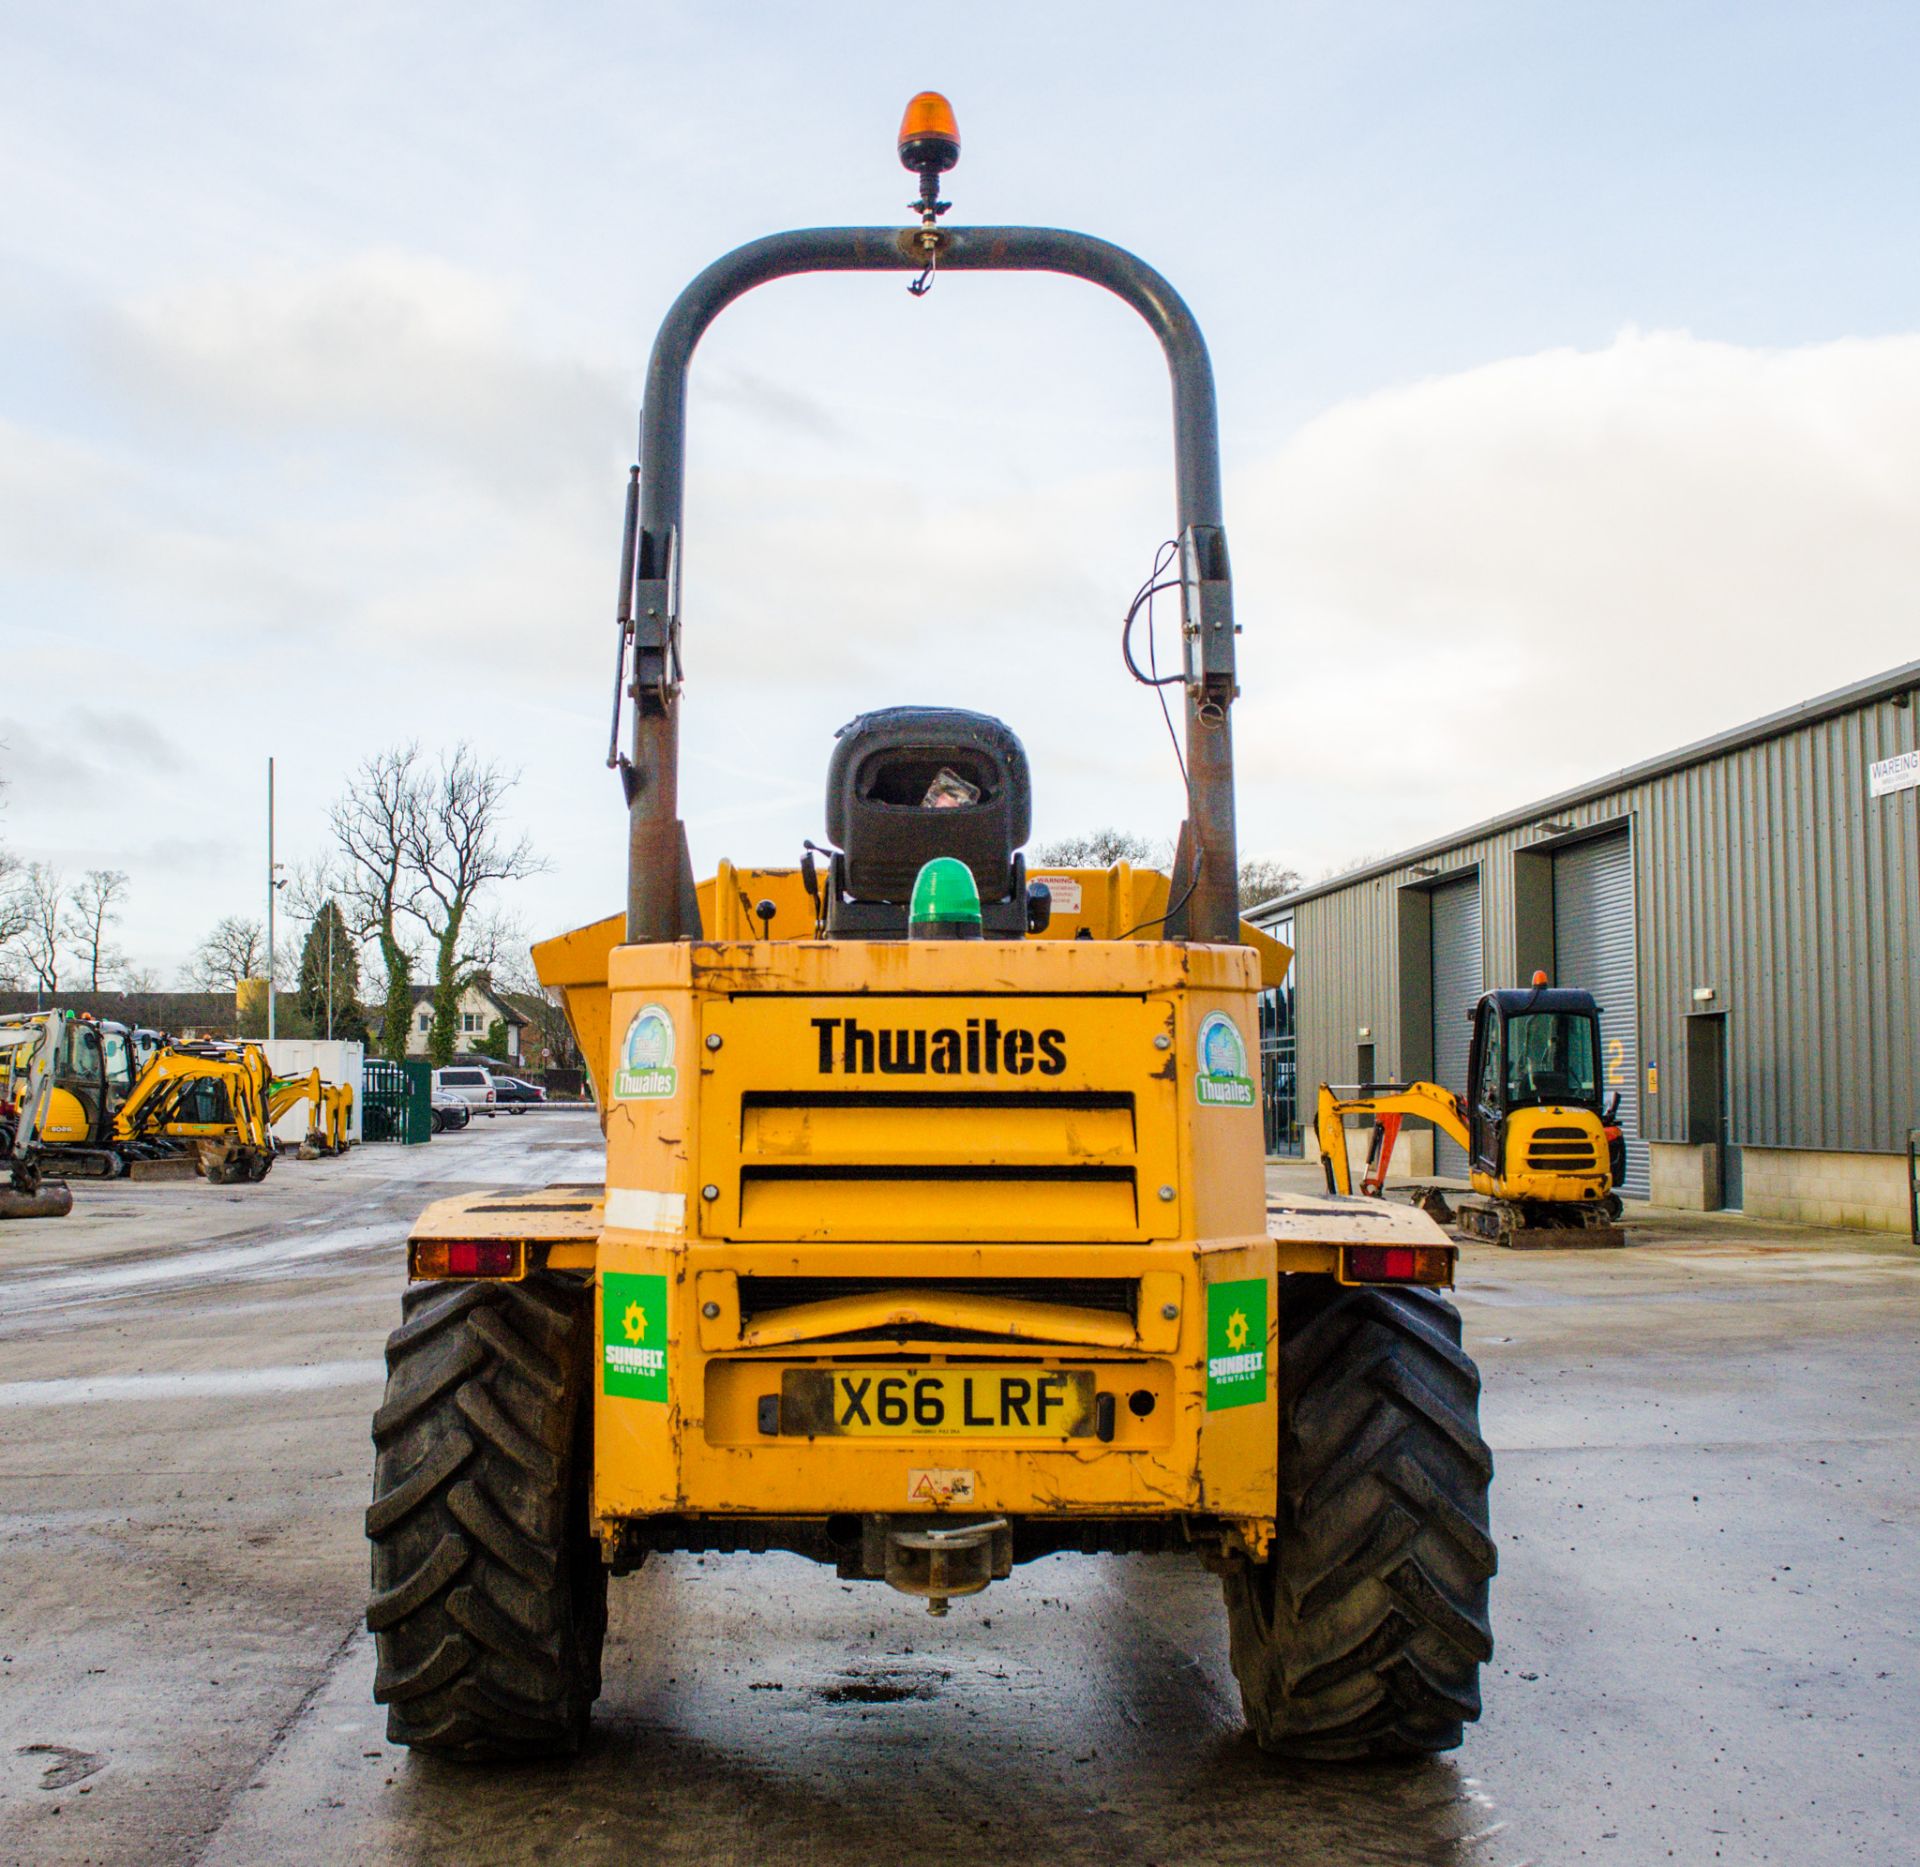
[1465,989,1605,1178]
[100,1022,143,1115]
[39,1016,111,1145]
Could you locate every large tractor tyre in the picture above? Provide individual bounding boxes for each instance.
[1224,1278,1496,1762]
[367,1272,607,1759]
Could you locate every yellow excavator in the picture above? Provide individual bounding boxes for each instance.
[2,1011,203,1201]
[115,1039,280,1184]
[1,1014,319,1209]
[1316,975,1627,1248]
[268,1067,355,1159]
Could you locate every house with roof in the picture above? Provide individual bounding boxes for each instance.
[404,977,529,1063]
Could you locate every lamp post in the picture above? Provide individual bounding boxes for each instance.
[266,758,286,1041]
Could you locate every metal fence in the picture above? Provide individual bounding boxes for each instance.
[363,1059,432,1144]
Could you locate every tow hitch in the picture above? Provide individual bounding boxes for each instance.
[874,1516,1012,1616]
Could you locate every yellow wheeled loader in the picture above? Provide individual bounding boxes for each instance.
[365,94,1497,1767]
[1315,976,1627,1247]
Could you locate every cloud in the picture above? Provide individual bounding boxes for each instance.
[94,250,626,497]
[0,709,195,810]
[1229,328,1920,866]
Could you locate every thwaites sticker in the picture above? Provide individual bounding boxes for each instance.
[602,1271,668,1402]
[1194,1012,1256,1108]
[614,1004,676,1100]
[1206,1278,1268,1411]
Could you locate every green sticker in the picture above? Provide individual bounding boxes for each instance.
[601,1271,668,1402]
[1206,1277,1268,1410]
[1194,1012,1256,1108]
[614,1004,677,1100]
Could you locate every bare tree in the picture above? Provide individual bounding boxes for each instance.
[13,863,66,991]
[0,756,23,959]
[182,915,268,991]
[1033,828,1160,868]
[405,748,543,1066]
[332,746,427,1061]
[0,848,28,955]
[283,855,344,927]
[1237,856,1302,912]
[495,953,581,1075]
[64,869,130,988]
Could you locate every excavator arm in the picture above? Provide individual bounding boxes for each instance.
[1315,1082,1471,1197]
[267,1069,355,1155]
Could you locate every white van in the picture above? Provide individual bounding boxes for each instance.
[432,1065,499,1115]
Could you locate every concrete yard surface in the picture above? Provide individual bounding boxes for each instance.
[1,1116,1915,1865]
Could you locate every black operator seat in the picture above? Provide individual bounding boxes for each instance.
[823,706,1035,937]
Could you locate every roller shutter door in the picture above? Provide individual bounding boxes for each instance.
[1553,831,1647,1197]
[1429,876,1482,1178]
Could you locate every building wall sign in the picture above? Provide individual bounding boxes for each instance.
[1869,750,1920,797]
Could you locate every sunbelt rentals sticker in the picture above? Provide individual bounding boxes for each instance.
[1206,1278,1268,1410]
[602,1271,668,1402]
[1194,1012,1255,1108]
[614,1004,676,1100]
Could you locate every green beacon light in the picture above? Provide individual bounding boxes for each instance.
[908,857,983,940]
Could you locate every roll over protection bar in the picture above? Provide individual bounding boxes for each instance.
[622,223,1241,946]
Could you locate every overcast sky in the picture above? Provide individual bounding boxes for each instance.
[4,1,1917,979]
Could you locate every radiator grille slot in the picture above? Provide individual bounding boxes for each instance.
[1526,1137,1600,1170]
[725,1089,1144,1240]
[738,1274,1137,1322]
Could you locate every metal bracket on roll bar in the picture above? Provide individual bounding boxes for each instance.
[1179,523,1238,704]
[630,522,682,716]
[609,473,681,803]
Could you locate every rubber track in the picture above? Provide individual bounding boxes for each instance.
[366,1273,605,1759]
[1225,1278,1496,1760]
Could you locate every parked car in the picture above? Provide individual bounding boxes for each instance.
[429,1088,472,1134]
[432,1065,499,1116]
[490,1076,548,1109]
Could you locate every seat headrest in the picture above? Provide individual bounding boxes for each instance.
[826,706,1031,905]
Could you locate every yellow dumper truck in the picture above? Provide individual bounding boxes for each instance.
[367,93,1495,1766]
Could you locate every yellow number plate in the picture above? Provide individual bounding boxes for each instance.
[780,1367,1096,1439]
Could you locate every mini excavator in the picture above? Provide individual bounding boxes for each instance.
[1316,974,1627,1248]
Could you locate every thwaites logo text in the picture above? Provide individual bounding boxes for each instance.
[811,1016,1067,1077]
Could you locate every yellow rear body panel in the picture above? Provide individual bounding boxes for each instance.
[585,935,1275,1529]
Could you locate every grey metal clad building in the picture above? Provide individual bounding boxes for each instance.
[1250,659,1920,1231]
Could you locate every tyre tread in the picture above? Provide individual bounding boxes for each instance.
[1226,1276,1496,1761]
[365,1273,604,1760]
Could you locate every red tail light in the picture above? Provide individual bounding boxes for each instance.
[411,1238,523,1280]
[1340,1244,1454,1288]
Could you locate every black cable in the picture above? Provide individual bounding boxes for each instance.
[1112,538,1202,939]
[1115,847,1204,941]
[1121,536,1184,688]
[1141,543,1190,797]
